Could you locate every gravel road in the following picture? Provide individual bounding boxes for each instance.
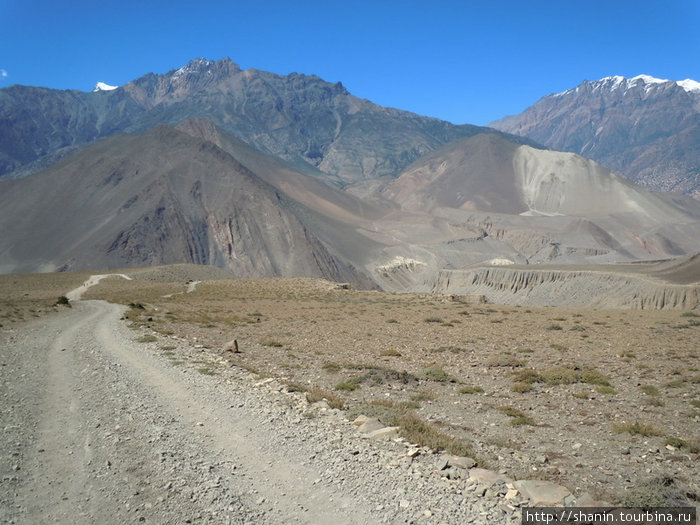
[1,292,518,524]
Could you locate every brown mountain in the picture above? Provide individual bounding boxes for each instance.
[0,124,370,286]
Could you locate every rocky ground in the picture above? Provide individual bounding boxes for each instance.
[1,267,698,523]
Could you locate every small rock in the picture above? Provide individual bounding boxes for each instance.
[665,444,676,451]
[353,415,370,426]
[572,443,582,451]
[447,455,476,469]
[513,480,571,506]
[505,489,519,500]
[357,418,385,434]
[399,499,410,508]
[406,448,421,458]
[366,426,399,440]
[469,468,513,487]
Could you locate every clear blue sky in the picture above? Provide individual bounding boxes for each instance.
[1,0,698,125]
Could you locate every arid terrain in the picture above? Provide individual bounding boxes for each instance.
[1,264,697,524]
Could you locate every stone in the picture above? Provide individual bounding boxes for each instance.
[505,489,519,500]
[223,339,239,353]
[572,443,582,450]
[469,468,513,487]
[352,415,370,426]
[446,455,477,469]
[366,426,399,440]
[513,480,571,506]
[357,418,385,434]
[406,447,421,458]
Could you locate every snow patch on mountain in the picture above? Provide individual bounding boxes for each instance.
[93,82,118,92]
[677,79,700,94]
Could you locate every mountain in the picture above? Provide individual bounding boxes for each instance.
[0,124,370,286]
[0,57,537,189]
[1,59,698,297]
[490,75,700,199]
[369,133,700,287]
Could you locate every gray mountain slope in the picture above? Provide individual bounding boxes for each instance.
[0,125,370,285]
[491,76,700,198]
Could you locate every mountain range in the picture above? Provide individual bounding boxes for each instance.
[1,58,699,292]
[491,74,700,199]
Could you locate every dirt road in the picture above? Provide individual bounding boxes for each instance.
[1,285,515,524]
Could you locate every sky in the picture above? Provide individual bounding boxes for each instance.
[1,0,698,126]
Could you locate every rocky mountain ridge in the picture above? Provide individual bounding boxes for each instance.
[0,57,535,188]
[491,74,700,198]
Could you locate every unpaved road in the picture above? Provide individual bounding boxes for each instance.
[1,287,515,524]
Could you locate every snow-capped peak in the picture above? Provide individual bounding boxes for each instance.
[553,74,700,97]
[173,58,214,77]
[677,79,700,94]
[93,81,118,92]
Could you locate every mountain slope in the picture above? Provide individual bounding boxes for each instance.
[491,75,700,198]
[0,57,538,188]
[371,133,700,281]
[0,125,368,285]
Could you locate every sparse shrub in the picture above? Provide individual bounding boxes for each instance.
[261,339,284,347]
[424,316,443,323]
[497,405,536,426]
[511,382,533,393]
[137,334,157,343]
[664,379,685,389]
[160,345,176,351]
[640,385,660,396]
[335,379,361,391]
[386,319,398,324]
[322,362,342,373]
[418,365,455,383]
[620,477,687,508]
[570,325,586,331]
[410,392,436,402]
[305,387,344,409]
[197,367,216,375]
[486,355,524,367]
[550,344,568,352]
[55,296,71,307]
[612,421,663,437]
[380,349,402,357]
[681,311,699,318]
[394,412,475,457]
[511,369,545,384]
[547,324,563,331]
[510,415,536,426]
[459,385,485,394]
[540,366,610,387]
[595,386,617,395]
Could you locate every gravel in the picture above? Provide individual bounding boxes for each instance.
[0,297,519,524]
